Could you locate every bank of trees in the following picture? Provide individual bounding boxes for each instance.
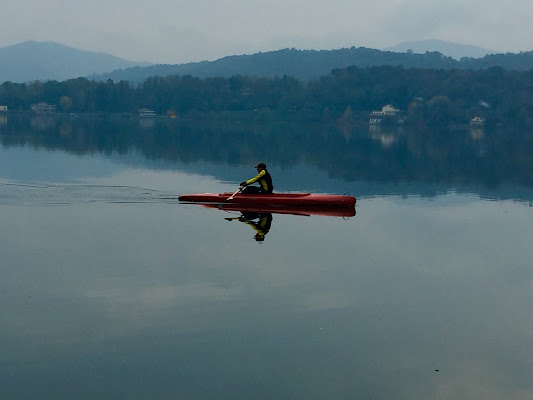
[1,66,533,127]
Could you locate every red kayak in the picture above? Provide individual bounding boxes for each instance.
[178,192,356,208]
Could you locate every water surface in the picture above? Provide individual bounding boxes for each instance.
[1,117,532,399]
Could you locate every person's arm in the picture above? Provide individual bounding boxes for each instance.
[242,169,266,186]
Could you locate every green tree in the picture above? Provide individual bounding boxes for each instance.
[59,95,73,112]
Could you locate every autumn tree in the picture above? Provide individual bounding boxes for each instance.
[59,96,72,112]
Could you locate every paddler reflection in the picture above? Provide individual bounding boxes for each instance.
[225,212,273,242]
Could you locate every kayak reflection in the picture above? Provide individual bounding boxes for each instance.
[200,203,356,218]
[225,212,273,242]
[192,203,355,242]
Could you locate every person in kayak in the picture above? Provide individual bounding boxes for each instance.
[240,163,273,194]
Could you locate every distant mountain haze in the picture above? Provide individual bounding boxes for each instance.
[1,40,532,84]
[0,41,151,83]
[383,39,497,59]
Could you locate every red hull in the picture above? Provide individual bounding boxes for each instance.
[178,192,356,208]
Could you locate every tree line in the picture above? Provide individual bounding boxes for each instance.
[2,65,533,127]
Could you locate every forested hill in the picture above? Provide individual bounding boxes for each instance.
[5,65,533,128]
[93,47,533,83]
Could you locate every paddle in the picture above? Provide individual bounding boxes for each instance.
[226,187,243,201]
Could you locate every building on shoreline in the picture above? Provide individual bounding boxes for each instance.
[31,102,56,115]
[369,104,401,125]
[470,116,485,126]
[138,108,156,118]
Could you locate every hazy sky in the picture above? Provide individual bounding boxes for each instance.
[1,0,532,64]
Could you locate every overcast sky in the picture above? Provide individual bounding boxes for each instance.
[1,0,532,64]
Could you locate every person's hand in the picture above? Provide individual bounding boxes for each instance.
[240,181,247,187]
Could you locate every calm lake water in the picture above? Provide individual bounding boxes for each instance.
[1,116,533,399]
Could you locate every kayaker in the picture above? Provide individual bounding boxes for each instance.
[240,163,273,194]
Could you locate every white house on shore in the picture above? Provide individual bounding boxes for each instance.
[138,108,156,118]
[31,102,56,114]
[0,106,6,125]
[470,116,484,126]
[369,104,400,124]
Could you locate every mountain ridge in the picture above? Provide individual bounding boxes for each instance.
[383,39,497,59]
[0,41,151,83]
[1,40,532,84]
[95,46,533,83]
